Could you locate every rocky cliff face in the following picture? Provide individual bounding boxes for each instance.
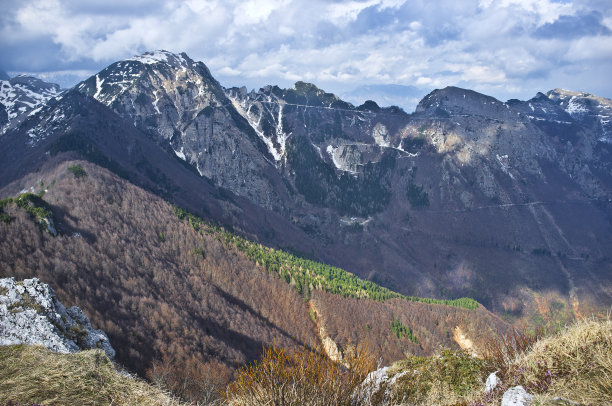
[230,80,612,317]
[76,50,286,211]
[547,88,612,143]
[0,277,115,359]
[226,81,414,218]
[72,51,612,218]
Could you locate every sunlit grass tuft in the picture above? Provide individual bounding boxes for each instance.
[512,316,612,405]
[0,345,186,406]
[224,343,376,406]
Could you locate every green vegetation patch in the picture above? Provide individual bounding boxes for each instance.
[390,317,417,343]
[173,206,479,310]
[388,349,488,404]
[68,164,88,178]
[0,193,55,233]
[15,193,53,223]
[0,197,12,223]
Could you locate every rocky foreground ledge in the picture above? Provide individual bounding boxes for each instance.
[0,277,115,359]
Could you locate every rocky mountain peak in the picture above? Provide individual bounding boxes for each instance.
[290,81,351,108]
[506,91,574,125]
[415,86,510,119]
[77,49,224,107]
[10,75,61,93]
[76,50,280,209]
[356,100,381,112]
[125,49,193,69]
[546,88,594,117]
[76,49,234,140]
[546,88,612,143]
[0,75,63,134]
[547,88,591,100]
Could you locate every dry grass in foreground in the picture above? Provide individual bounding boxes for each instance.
[224,343,376,406]
[0,345,185,406]
[472,315,612,406]
[511,317,612,405]
[1,317,609,405]
[361,316,611,406]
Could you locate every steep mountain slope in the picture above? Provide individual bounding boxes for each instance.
[76,50,288,211]
[2,50,610,326]
[0,75,62,134]
[0,160,507,386]
[547,88,612,143]
[227,81,612,320]
[0,88,324,263]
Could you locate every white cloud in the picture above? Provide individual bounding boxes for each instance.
[327,0,380,24]
[1,0,611,105]
[233,0,289,25]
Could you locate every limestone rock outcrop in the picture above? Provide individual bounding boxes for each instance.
[0,277,115,359]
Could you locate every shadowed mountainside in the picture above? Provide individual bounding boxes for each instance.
[0,160,508,385]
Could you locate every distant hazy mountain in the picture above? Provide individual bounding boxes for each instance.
[341,84,428,113]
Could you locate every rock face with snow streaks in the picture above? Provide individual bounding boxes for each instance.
[0,75,62,134]
[76,50,284,210]
[0,277,115,359]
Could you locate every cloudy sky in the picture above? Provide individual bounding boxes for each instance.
[1,0,611,111]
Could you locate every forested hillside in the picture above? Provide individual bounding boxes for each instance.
[0,159,508,400]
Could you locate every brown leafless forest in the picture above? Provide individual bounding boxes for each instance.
[0,160,508,401]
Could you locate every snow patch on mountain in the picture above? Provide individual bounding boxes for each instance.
[174,146,186,161]
[0,76,62,134]
[126,50,189,71]
[547,88,612,143]
[565,97,588,116]
[229,95,283,162]
[326,144,358,173]
[128,50,170,65]
[25,104,70,146]
[496,154,515,179]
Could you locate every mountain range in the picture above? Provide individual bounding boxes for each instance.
[1,50,611,389]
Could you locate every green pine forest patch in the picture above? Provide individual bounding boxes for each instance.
[0,192,53,228]
[173,206,479,310]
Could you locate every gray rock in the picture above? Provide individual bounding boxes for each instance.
[0,277,115,359]
[355,365,411,403]
[485,371,500,392]
[502,385,533,406]
[41,216,57,236]
[362,366,390,395]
